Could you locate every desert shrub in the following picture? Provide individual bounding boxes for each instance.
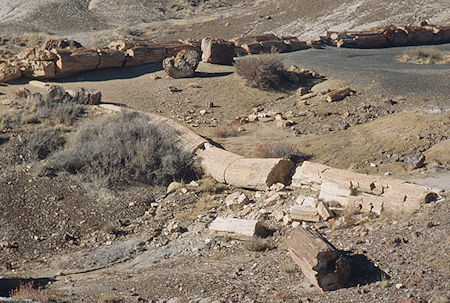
[398,47,450,64]
[48,111,198,187]
[10,281,55,302]
[234,54,288,90]
[243,237,268,251]
[212,120,241,138]
[20,129,66,161]
[19,92,84,126]
[256,140,300,158]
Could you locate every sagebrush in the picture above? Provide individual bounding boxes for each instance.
[256,140,300,158]
[48,111,199,187]
[398,47,450,64]
[234,54,288,90]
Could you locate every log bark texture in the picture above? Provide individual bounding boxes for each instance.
[288,227,351,291]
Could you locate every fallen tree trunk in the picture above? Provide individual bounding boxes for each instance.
[54,49,100,76]
[292,161,440,214]
[288,227,351,291]
[197,144,244,183]
[209,217,266,240]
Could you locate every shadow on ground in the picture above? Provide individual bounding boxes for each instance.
[343,251,389,288]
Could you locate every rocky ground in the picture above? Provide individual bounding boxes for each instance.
[0,1,449,302]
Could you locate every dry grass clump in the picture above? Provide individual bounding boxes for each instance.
[212,120,241,138]
[48,111,198,187]
[398,47,450,64]
[234,54,288,90]
[10,281,56,302]
[243,237,268,251]
[20,128,66,161]
[98,294,125,303]
[256,140,301,158]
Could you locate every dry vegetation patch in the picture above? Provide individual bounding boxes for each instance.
[234,54,288,90]
[398,47,450,64]
[47,111,199,187]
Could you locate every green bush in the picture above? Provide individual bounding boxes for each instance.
[48,111,199,187]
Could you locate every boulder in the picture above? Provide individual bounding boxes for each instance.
[74,88,102,105]
[54,48,100,76]
[125,45,166,66]
[163,49,200,78]
[0,63,22,83]
[241,42,263,54]
[42,39,83,50]
[201,38,235,65]
[17,48,57,61]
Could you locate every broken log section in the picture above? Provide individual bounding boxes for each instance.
[209,217,266,240]
[326,87,354,102]
[292,161,440,214]
[288,227,351,291]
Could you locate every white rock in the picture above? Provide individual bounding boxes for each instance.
[248,113,259,122]
[395,283,404,289]
[181,188,188,194]
[264,192,281,206]
[167,181,182,194]
[199,109,207,115]
[273,210,285,222]
[225,192,249,210]
[270,183,285,191]
[189,180,199,187]
[283,214,292,225]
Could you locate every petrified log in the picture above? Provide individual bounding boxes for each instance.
[283,37,309,51]
[404,26,434,45]
[224,158,294,190]
[0,63,22,83]
[241,42,263,54]
[383,25,409,46]
[260,40,288,53]
[290,205,320,222]
[232,34,280,46]
[307,40,323,49]
[108,39,151,51]
[31,60,56,78]
[198,144,244,183]
[288,227,351,291]
[352,33,388,48]
[432,25,450,43]
[292,161,440,214]
[165,43,198,58]
[96,48,126,69]
[201,38,235,65]
[42,39,83,50]
[326,87,354,102]
[54,49,100,76]
[125,46,167,66]
[209,217,266,240]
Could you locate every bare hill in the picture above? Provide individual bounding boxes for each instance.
[1,0,449,41]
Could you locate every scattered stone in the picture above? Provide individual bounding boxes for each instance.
[296,87,309,96]
[264,192,281,206]
[189,181,199,187]
[404,152,425,170]
[290,205,320,222]
[317,201,333,220]
[163,49,200,78]
[248,113,259,122]
[166,221,182,234]
[395,283,405,289]
[74,87,102,105]
[225,192,250,210]
[199,110,207,115]
[273,210,285,222]
[299,92,318,101]
[0,241,18,249]
[326,87,355,102]
[283,214,293,225]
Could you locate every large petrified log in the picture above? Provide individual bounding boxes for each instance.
[224,158,294,190]
[404,26,435,45]
[125,45,167,66]
[201,38,235,65]
[292,161,440,214]
[198,144,244,183]
[53,48,100,76]
[42,38,83,50]
[288,227,351,291]
[96,48,126,69]
[0,63,22,83]
[231,34,280,46]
